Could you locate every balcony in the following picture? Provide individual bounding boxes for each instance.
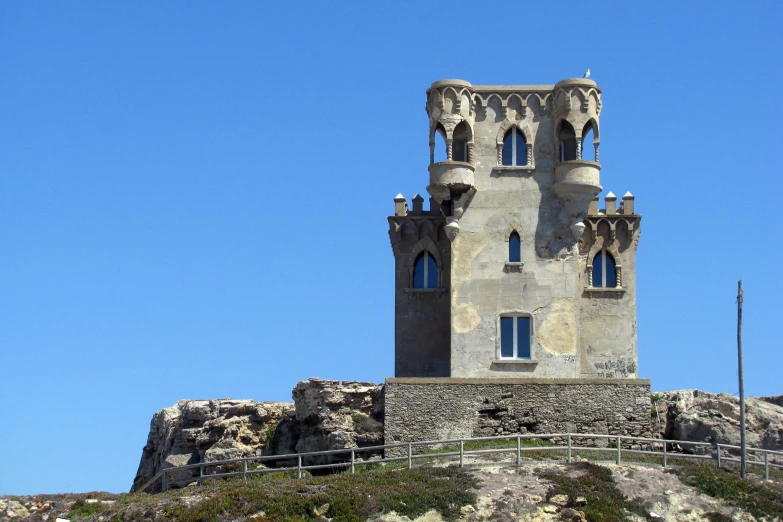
[426,161,475,203]
[553,160,601,198]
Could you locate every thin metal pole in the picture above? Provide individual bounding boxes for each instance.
[198,465,203,487]
[243,460,247,481]
[616,436,621,465]
[738,280,746,479]
[351,450,355,474]
[407,443,412,469]
[662,441,667,468]
[516,436,521,467]
[161,469,167,493]
[459,440,464,468]
[297,455,302,479]
[567,434,572,464]
[717,444,721,468]
[764,451,769,480]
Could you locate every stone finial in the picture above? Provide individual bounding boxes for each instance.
[394,194,408,217]
[412,193,424,215]
[605,191,617,215]
[621,191,635,215]
[588,196,599,215]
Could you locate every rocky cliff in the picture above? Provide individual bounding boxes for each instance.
[131,378,383,493]
[658,390,783,462]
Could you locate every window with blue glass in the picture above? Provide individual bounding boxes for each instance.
[500,315,531,359]
[413,251,439,289]
[502,127,527,166]
[592,250,617,288]
[508,231,521,263]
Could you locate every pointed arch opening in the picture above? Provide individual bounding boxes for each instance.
[432,123,447,164]
[502,127,527,166]
[508,231,521,263]
[452,121,472,162]
[557,120,577,162]
[582,120,597,162]
[413,251,439,289]
[592,250,617,288]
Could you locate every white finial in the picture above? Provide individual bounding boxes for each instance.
[606,191,616,198]
[394,193,405,200]
[583,68,591,79]
[623,191,634,198]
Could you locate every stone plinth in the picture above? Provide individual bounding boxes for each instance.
[384,378,652,455]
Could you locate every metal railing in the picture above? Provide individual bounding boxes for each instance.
[137,432,783,494]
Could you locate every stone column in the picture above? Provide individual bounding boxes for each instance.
[446,139,453,161]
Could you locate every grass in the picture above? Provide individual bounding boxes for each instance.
[69,499,104,518]
[673,462,783,520]
[160,466,478,522]
[536,461,653,522]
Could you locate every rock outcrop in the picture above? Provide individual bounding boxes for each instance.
[280,378,384,459]
[658,389,783,463]
[131,399,292,493]
[131,379,384,492]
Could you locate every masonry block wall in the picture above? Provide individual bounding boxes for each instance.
[384,378,653,451]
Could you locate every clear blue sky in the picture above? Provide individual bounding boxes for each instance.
[2,1,781,495]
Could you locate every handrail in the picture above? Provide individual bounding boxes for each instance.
[138,432,782,493]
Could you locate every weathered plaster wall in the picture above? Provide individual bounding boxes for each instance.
[384,378,653,452]
[578,217,641,378]
[448,88,582,378]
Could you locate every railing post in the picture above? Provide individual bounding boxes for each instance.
[516,436,521,467]
[616,436,621,465]
[567,434,572,464]
[199,465,204,487]
[408,443,412,469]
[459,440,464,468]
[717,444,721,468]
[764,451,769,480]
[297,455,302,479]
[351,450,355,474]
[161,469,167,493]
[662,441,667,468]
[243,460,247,481]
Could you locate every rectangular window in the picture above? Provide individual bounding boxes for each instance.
[500,315,531,359]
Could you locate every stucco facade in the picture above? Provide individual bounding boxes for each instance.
[388,78,642,379]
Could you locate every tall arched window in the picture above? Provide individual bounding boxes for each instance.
[502,127,527,166]
[453,121,471,162]
[582,122,597,162]
[432,124,447,163]
[508,231,521,263]
[413,251,439,289]
[592,250,617,288]
[557,120,577,161]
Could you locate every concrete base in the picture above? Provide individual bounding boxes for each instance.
[384,378,652,451]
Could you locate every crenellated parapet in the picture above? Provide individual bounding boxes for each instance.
[388,193,448,258]
[580,191,641,290]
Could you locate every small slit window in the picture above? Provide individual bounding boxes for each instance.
[502,127,527,166]
[508,231,521,263]
[593,250,617,288]
[500,316,531,359]
[413,251,439,289]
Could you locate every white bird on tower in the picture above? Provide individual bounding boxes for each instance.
[583,68,591,78]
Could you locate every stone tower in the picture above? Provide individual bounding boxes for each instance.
[388,78,642,379]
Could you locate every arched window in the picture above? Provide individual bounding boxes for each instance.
[508,231,521,263]
[452,121,471,162]
[413,251,439,289]
[582,122,597,162]
[557,120,577,161]
[432,124,447,163]
[502,127,527,166]
[592,250,617,288]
